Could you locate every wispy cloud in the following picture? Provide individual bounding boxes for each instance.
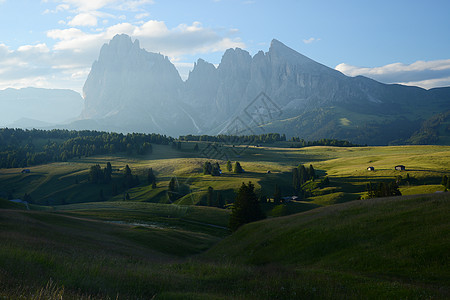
[303,37,320,44]
[0,18,244,92]
[336,59,450,89]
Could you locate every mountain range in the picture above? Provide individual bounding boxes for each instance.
[5,34,450,145]
[0,87,83,128]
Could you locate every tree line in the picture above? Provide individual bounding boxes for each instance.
[179,133,286,144]
[288,137,361,147]
[0,128,172,169]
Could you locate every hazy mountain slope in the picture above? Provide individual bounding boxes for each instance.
[81,34,197,136]
[0,87,83,127]
[78,34,450,144]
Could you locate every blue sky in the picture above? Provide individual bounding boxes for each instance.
[0,0,449,93]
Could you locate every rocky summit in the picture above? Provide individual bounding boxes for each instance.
[79,34,450,144]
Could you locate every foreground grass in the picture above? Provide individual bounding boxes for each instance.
[205,193,450,298]
[1,193,449,299]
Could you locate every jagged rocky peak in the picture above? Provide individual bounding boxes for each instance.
[268,38,333,74]
[188,58,217,79]
[97,34,141,63]
[218,48,252,72]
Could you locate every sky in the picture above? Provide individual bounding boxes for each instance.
[0,0,450,94]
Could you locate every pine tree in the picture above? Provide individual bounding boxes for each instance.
[442,175,448,187]
[292,168,299,192]
[229,182,265,231]
[298,164,308,184]
[168,177,178,202]
[147,168,156,185]
[212,162,221,176]
[104,162,112,183]
[308,165,316,181]
[203,161,212,175]
[194,143,199,152]
[207,186,214,206]
[233,161,243,173]
[226,160,232,172]
[124,165,134,188]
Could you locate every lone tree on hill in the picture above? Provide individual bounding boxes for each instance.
[233,161,243,173]
[147,168,156,185]
[203,161,212,175]
[226,160,232,172]
[229,182,265,231]
[207,186,214,206]
[168,177,178,202]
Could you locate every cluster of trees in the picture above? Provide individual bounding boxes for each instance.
[0,128,172,169]
[288,138,360,147]
[203,161,222,176]
[202,161,243,175]
[179,133,286,144]
[88,163,143,201]
[292,164,316,193]
[366,181,402,198]
[89,162,112,184]
[229,182,265,231]
[206,186,225,208]
[171,141,182,150]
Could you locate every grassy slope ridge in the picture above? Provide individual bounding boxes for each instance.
[0,195,449,298]
[1,144,449,207]
[206,193,450,296]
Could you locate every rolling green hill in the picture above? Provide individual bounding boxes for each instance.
[205,193,450,298]
[1,193,448,299]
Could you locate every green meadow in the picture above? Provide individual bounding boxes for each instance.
[0,143,449,298]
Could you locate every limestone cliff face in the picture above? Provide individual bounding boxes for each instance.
[82,34,193,135]
[79,34,450,144]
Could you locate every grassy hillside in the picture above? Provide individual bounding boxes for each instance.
[205,193,450,298]
[1,144,448,207]
[1,193,448,299]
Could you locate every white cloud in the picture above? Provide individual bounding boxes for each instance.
[0,19,244,92]
[336,59,450,89]
[135,12,149,19]
[48,20,245,59]
[68,13,98,27]
[303,37,320,44]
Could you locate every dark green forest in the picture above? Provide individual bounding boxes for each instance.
[0,128,172,168]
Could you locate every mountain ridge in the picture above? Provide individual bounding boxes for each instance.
[48,35,450,144]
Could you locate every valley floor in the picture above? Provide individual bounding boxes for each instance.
[0,144,449,299]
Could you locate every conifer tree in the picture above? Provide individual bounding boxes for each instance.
[229,182,265,231]
[226,160,232,172]
[292,168,299,192]
[207,186,214,206]
[147,168,156,185]
[168,177,178,202]
[233,161,243,173]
